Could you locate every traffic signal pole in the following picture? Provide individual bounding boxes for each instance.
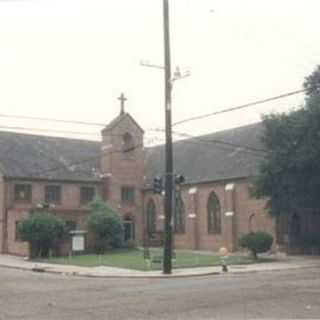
[163,0,173,274]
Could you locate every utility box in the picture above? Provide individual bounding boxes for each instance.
[70,230,87,252]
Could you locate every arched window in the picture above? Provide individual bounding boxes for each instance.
[146,199,157,235]
[122,132,135,155]
[207,192,221,234]
[174,194,185,234]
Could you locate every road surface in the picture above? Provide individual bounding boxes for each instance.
[0,267,319,319]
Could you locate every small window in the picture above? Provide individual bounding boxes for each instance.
[121,186,135,205]
[15,221,22,242]
[14,184,32,203]
[80,186,96,205]
[45,185,61,204]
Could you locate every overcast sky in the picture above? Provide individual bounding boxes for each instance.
[0,0,319,144]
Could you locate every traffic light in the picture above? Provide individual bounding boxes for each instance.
[153,176,163,194]
[175,174,185,185]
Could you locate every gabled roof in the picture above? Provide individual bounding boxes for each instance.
[0,122,265,185]
[144,122,265,185]
[102,113,144,134]
[0,131,101,182]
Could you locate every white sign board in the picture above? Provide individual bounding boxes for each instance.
[70,231,87,252]
[72,235,85,251]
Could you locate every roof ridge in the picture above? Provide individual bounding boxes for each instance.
[102,112,144,133]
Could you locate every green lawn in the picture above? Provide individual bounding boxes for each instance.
[42,248,273,271]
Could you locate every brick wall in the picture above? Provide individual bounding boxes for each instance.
[7,209,30,256]
[0,176,6,253]
[4,174,276,256]
[101,115,145,243]
[144,178,275,252]
[233,181,275,241]
[5,179,101,256]
[6,180,101,210]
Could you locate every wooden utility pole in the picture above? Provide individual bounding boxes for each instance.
[163,0,173,274]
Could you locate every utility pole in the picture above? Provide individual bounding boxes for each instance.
[163,0,173,274]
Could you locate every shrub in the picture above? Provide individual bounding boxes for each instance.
[87,200,124,253]
[19,212,66,258]
[239,231,273,259]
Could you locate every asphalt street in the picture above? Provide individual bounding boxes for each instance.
[0,267,319,320]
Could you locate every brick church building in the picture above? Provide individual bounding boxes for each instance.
[0,101,280,256]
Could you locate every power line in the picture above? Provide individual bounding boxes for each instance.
[0,113,105,127]
[0,125,99,136]
[0,87,311,164]
[0,88,307,132]
[172,130,267,156]
[0,124,265,157]
[27,143,144,178]
[16,122,310,184]
[150,128,267,157]
[16,120,312,182]
[173,89,306,126]
[0,125,163,143]
[2,126,283,183]
[11,123,262,157]
[170,136,267,162]
[24,127,266,179]
[3,127,266,182]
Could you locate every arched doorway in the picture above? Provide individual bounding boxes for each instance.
[123,215,135,242]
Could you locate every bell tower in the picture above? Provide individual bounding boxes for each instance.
[100,94,145,242]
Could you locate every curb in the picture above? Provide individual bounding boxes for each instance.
[73,271,223,279]
[229,264,319,275]
[0,262,318,279]
[0,263,223,279]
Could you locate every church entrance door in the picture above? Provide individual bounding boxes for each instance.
[289,213,301,250]
[124,216,135,241]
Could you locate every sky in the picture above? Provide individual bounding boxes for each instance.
[0,0,319,145]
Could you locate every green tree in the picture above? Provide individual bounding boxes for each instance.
[239,231,273,259]
[19,212,66,258]
[253,65,320,216]
[87,200,124,252]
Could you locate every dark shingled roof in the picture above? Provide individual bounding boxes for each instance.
[0,131,101,181]
[145,122,265,185]
[0,122,265,184]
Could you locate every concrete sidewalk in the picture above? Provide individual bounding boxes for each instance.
[0,254,319,278]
